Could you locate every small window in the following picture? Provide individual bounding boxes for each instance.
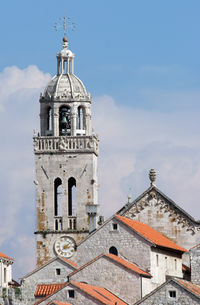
[165,257,168,268]
[68,290,75,298]
[156,254,159,267]
[112,223,118,230]
[109,246,118,256]
[56,268,61,275]
[169,290,176,298]
[4,268,6,283]
[175,259,177,270]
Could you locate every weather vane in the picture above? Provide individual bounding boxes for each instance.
[54,17,76,37]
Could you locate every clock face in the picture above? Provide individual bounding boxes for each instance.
[54,236,75,258]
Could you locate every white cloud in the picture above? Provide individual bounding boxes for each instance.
[92,94,200,219]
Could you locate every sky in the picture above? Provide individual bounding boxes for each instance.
[1,0,200,279]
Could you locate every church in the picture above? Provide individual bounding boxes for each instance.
[1,35,200,305]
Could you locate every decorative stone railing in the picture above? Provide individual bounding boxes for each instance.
[33,135,99,155]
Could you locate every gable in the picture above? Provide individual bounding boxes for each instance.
[23,257,76,282]
[75,216,152,269]
[135,279,200,305]
[118,186,200,250]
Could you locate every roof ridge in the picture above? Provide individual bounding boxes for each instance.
[115,214,187,253]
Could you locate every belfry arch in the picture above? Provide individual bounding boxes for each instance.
[54,178,62,216]
[68,177,76,216]
[59,106,71,135]
[77,106,86,134]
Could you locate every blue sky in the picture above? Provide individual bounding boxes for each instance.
[1,0,200,279]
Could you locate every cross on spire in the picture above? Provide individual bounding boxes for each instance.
[54,17,76,37]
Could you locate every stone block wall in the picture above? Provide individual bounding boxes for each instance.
[136,281,200,305]
[70,255,146,304]
[20,259,75,304]
[190,245,200,285]
[75,217,151,271]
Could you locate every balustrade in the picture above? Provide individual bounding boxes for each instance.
[33,135,98,155]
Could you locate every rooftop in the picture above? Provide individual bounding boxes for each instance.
[71,281,128,305]
[0,251,14,261]
[115,214,187,253]
[35,283,66,297]
[69,253,151,278]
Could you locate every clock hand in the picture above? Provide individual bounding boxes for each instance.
[41,166,49,179]
[80,164,87,178]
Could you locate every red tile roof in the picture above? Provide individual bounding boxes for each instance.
[178,279,200,297]
[35,283,66,297]
[59,257,77,268]
[68,253,151,278]
[0,252,14,261]
[105,253,151,277]
[47,301,72,305]
[182,264,191,273]
[115,215,187,253]
[71,281,128,304]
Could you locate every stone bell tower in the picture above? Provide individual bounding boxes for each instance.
[33,37,99,267]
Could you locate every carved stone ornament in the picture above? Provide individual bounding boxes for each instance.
[59,137,68,151]
[126,190,196,235]
[34,138,39,152]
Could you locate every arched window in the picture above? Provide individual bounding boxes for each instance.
[54,178,62,216]
[109,246,118,256]
[47,107,52,131]
[59,106,71,135]
[77,106,85,135]
[68,177,76,216]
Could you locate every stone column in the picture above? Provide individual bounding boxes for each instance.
[85,107,91,136]
[53,106,59,136]
[71,105,77,136]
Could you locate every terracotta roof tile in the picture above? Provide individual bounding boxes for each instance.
[182,264,191,273]
[59,257,77,268]
[35,283,66,297]
[68,253,151,278]
[105,253,151,277]
[0,252,14,261]
[47,301,72,305]
[115,215,187,253]
[71,281,128,304]
[178,279,200,297]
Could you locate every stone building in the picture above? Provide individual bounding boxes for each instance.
[134,278,200,305]
[0,252,14,288]
[118,169,200,251]
[20,257,77,304]
[3,35,200,305]
[33,36,100,268]
[33,281,128,305]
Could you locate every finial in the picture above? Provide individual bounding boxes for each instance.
[127,187,132,203]
[54,17,76,45]
[149,169,156,187]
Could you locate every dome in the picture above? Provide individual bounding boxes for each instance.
[43,73,90,100]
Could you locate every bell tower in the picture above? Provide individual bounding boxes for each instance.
[33,37,99,267]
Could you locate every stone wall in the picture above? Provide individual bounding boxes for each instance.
[37,285,104,305]
[136,281,200,305]
[19,258,75,304]
[74,217,152,271]
[121,187,200,251]
[69,255,145,304]
[190,245,200,285]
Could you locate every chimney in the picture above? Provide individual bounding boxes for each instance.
[86,204,99,233]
